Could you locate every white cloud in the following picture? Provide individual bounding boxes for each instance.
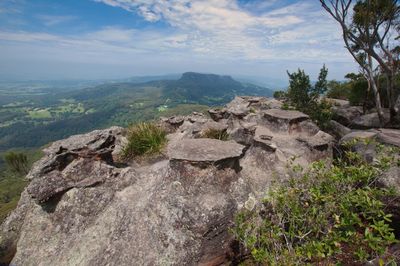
[0,0,358,80]
[36,15,77,26]
[90,0,350,63]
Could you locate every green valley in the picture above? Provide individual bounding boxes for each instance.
[0,72,273,169]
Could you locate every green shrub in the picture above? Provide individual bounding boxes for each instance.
[4,152,28,175]
[201,128,229,141]
[285,66,332,129]
[326,80,350,100]
[273,90,287,100]
[123,122,167,158]
[233,142,399,265]
[308,99,333,131]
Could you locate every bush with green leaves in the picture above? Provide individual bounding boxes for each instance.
[201,128,229,141]
[326,80,350,100]
[123,122,167,158]
[285,65,332,130]
[233,142,399,265]
[273,90,287,100]
[4,152,28,175]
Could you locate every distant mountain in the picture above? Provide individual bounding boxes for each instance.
[62,72,273,106]
[163,72,273,105]
[0,72,273,152]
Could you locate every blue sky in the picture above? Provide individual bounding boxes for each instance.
[0,0,357,84]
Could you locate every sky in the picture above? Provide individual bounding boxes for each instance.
[0,0,358,85]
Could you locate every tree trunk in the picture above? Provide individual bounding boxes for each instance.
[370,76,386,126]
[367,56,386,126]
[392,94,400,127]
[387,73,400,125]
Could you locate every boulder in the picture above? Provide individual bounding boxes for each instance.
[199,121,228,136]
[352,111,390,129]
[339,131,378,145]
[263,109,311,133]
[329,120,351,139]
[339,131,378,163]
[380,167,400,194]
[27,126,125,180]
[208,108,227,121]
[326,98,350,107]
[296,131,334,151]
[374,128,400,147]
[226,96,250,117]
[332,106,363,126]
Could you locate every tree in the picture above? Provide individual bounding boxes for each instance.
[320,0,400,126]
[286,66,332,129]
[273,90,287,100]
[287,65,328,110]
[287,69,312,110]
[4,152,29,176]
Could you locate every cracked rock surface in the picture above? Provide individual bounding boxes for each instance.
[0,96,335,266]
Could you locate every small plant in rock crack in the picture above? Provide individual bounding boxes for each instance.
[122,122,167,158]
[201,128,230,141]
[232,141,400,265]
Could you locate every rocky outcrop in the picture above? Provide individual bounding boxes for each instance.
[352,111,390,129]
[1,96,335,265]
[332,105,363,127]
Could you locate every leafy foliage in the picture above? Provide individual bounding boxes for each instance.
[0,148,43,223]
[286,66,332,129]
[273,90,287,100]
[233,142,400,265]
[4,152,28,175]
[123,122,167,158]
[326,80,350,100]
[201,128,229,141]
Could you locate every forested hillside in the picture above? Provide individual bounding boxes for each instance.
[0,72,272,159]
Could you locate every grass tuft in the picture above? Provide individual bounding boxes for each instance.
[201,128,229,141]
[123,122,167,158]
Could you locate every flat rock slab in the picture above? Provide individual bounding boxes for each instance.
[374,128,400,147]
[168,139,245,162]
[339,131,378,145]
[263,109,309,123]
[253,126,277,152]
[296,131,333,151]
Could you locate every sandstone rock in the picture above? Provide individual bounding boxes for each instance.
[1,97,336,266]
[168,139,245,163]
[352,111,390,129]
[329,120,351,139]
[380,167,400,194]
[27,159,116,203]
[226,96,250,117]
[339,131,378,163]
[374,128,400,147]
[253,126,277,152]
[263,109,309,123]
[27,126,124,180]
[326,98,350,107]
[296,131,334,151]
[263,109,310,133]
[199,121,228,136]
[332,106,363,126]
[208,108,227,121]
[339,131,378,145]
[227,119,256,146]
